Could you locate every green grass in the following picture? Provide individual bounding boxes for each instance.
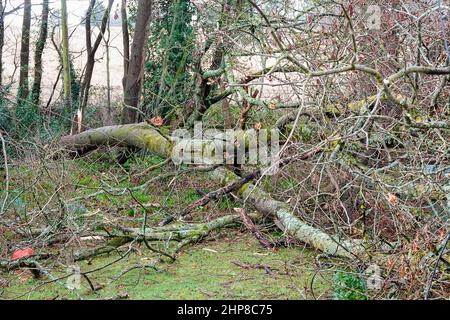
[278,177,297,190]
[1,233,332,300]
[333,270,368,300]
[0,154,336,300]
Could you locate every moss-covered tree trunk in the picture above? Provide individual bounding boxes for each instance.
[31,0,49,108]
[60,0,72,119]
[61,123,367,259]
[209,167,367,259]
[0,0,4,89]
[17,0,31,102]
[61,122,172,157]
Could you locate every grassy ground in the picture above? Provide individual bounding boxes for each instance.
[1,232,332,300]
[1,152,366,300]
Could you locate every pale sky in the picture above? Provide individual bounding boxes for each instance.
[4,0,119,27]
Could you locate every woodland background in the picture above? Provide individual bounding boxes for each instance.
[0,0,449,300]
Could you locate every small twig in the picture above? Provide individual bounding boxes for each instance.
[110,263,160,284]
[234,207,275,250]
[231,260,276,275]
[81,273,96,292]
[134,158,169,179]
[128,189,176,262]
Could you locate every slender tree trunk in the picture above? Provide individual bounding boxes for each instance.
[0,0,4,89]
[121,0,130,91]
[31,0,49,108]
[104,13,111,123]
[17,0,31,102]
[77,0,95,115]
[60,0,72,125]
[121,0,152,124]
[1,2,26,90]
[152,0,181,112]
[72,0,114,134]
[71,0,93,135]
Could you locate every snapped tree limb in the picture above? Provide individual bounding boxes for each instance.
[60,123,368,259]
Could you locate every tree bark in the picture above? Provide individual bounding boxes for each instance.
[209,167,367,259]
[17,0,31,102]
[72,0,114,134]
[60,123,367,259]
[0,213,256,270]
[60,0,72,120]
[121,0,153,124]
[61,122,172,158]
[31,0,49,108]
[0,0,4,89]
[104,15,111,122]
[121,0,130,91]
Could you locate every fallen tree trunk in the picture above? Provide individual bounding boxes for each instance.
[60,123,172,157]
[60,123,367,259]
[111,214,244,243]
[60,122,277,161]
[0,214,250,272]
[77,213,248,260]
[209,167,367,259]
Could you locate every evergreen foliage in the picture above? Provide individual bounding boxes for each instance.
[143,0,195,119]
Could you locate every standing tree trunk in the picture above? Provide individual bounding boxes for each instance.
[1,2,27,92]
[17,0,32,102]
[31,0,49,108]
[121,0,153,124]
[72,0,114,134]
[0,0,4,89]
[121,0,130,92]
[103,8,112,123]
[60,0,72,125]
[1,2,26,90]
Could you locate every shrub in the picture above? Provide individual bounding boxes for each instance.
[333,270,368,300]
